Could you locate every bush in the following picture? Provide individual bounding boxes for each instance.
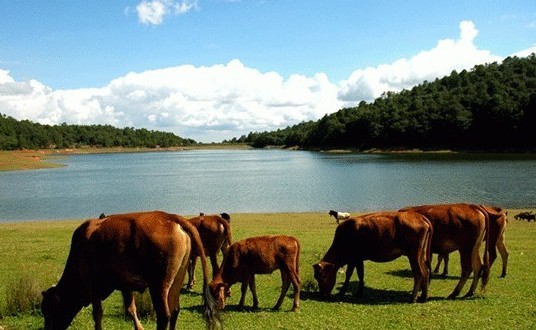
[3,274,42,316]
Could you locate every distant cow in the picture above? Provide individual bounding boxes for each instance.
[209,235,301,311]
[41,211,220,330]
[313,210,432,303]
[187,213,232,289]
[514,211,536,222]
[400,203,492,299]
[329,210,351,224]
[433,205,509,278]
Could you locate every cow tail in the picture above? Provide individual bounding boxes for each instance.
[477,205,491,292]
[424,217,433,283]
[175,216,222,329]
[216,215,232,255]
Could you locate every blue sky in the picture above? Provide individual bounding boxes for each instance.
[1,1,535,142]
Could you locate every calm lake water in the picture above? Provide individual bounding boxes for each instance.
[1,149,535,222]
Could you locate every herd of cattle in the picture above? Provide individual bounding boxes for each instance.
[41,203,509,330]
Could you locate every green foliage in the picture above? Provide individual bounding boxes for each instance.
[3,274,42,316]
[0,115,196,150]
[241,54,536,150]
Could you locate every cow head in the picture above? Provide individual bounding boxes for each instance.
[313,261,337,296]
[41,286,79,330]
[209,282,230,310]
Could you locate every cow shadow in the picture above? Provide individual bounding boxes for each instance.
[386,268,460,281]
[300,281,447,305]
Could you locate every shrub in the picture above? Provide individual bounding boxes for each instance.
[3,274,42,316]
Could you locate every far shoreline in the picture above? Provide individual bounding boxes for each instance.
[1,145,535,172]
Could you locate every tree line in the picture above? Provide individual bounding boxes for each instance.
[0,116,196,150]
[227,55,536,151]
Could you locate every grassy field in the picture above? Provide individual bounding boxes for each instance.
[0,211,535,329]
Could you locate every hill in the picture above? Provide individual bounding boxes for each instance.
[231,54,536,151]
[0,116,196,150]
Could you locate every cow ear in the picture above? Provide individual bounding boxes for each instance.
[313,263,322,272]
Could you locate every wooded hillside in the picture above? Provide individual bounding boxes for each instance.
[0,116,196,150]
[231,55,536,151]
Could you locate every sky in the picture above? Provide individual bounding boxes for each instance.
[1,1,535,143]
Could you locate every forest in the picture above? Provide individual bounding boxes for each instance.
[0,116,196,150]
[228,54,536,151]
[2,55,535,151]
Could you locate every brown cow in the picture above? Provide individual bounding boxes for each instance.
[400,203,491,299]
[41,211,220,330]
[187,213,232,289]
[432,205,509,278]
[313,210,432,303]
[209,235,301,311]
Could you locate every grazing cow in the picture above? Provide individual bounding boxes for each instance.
[514,211,536,222]
[313,210,432,303]
[328,210,351,224]
[400,203,491,299]
[187,213,232,289]
[209,235,301,311]
[433,205,508,278]
[41,211,220,330]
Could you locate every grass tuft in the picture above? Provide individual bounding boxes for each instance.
[3,273,42,316]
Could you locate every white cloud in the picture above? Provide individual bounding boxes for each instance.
[1,21,535,142]
[135,0,197,25]
[512,45,536,57]
[338,20,502,104]
[0,60,341,142]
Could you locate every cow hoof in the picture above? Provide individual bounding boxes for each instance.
[447,293,458,300]
[463,292,474,299]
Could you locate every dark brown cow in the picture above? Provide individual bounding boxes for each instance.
[187,213,232,289]
[41,211,220,330]
[400,203,491,299]
[313,210,432,303]
[209,235,301,311]
[432,205,509,278]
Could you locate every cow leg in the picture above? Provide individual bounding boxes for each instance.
[249,276,260,310]
[209,253,219,279]
[497,233,509,278]
[290,267,301,312]
[356,260,365,297]
[448,251,473,299]
[432,254,442,274]
[91,299,103,330]
[407,254,423,303]
[122,291,144,330]
[464,251,485,298]
[187,257,197,289]
[149,287,171,330]
[442,254,449,276]
[274,270,291,310]
[338,263,355,296]
[238,279,249,310]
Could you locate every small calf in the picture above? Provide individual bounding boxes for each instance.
[209,235,301,311]
[329,210,351,224]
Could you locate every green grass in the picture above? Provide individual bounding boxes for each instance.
[1,211,535,329]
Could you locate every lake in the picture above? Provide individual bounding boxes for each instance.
[1,149,535,222]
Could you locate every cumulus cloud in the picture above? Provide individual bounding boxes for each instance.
[136,0,197,25]
[0,61,341,142]
[338,20,503,104]
[1,21,534,142]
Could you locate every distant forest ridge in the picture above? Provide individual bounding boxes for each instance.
[227,54,536,151]
[0,116,196,150]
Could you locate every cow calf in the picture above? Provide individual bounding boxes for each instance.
[209,235,301,311]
